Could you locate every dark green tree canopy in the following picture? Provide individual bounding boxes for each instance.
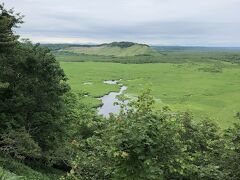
[0,3,23,53]
[0,4,71,164]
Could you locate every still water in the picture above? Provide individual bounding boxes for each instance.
[98,80,127,117]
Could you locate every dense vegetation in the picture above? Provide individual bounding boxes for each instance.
[64,90,240,179]
[1,4,240,180]
[104,41,149,48]
[0,5,73,179]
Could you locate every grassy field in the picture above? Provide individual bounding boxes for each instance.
[61,61,240,128]
[55,49,240,64]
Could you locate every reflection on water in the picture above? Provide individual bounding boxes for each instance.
[98,83,127,118]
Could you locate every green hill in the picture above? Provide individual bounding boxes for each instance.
[59,42,157,57]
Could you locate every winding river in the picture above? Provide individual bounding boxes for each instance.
[98,80,127,117]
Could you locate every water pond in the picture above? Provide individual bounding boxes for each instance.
[98,80,127,117]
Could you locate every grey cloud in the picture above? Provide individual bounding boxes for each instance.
[4,0,240,46]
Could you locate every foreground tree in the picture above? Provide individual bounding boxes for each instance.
[0,3,23,53]
[0,4,70,164]
[220,123,240,179]
[66,90,227,179]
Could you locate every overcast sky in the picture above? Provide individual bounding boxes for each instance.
[4,0,240,46]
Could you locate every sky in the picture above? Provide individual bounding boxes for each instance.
[3,0,240,46]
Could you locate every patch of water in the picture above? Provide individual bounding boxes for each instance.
[83,82,93,85]
[98,80,127,117]
[103,80,118,84]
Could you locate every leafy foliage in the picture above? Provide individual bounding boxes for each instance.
[0,155,62,180]
[0,128,41,159]
[106,41,149,48]
[0,4,71,169]
[221,123,240,179]
[65,89,240,179]
[0,3,23,53]
[0,166,26,180]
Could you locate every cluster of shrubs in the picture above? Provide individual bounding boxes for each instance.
[198,62,224,73]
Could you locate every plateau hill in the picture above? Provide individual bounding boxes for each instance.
[59,41,156,57]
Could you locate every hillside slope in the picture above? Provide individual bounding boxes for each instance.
[60,42,156,57]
